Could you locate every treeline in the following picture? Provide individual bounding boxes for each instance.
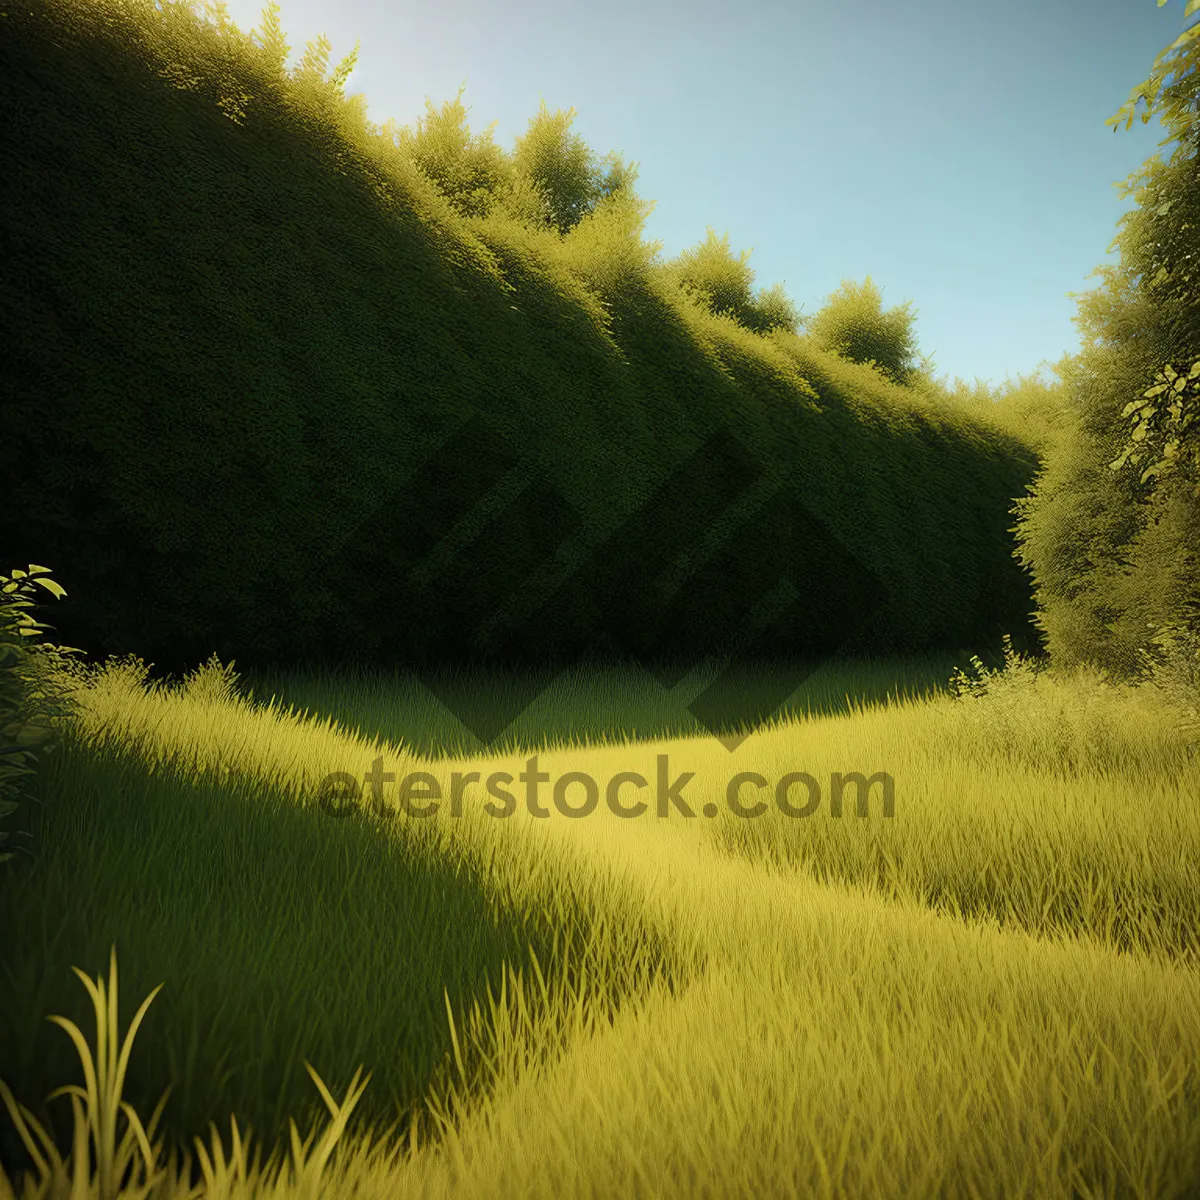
[1012,6,1200,681]
[0,0,1194,687]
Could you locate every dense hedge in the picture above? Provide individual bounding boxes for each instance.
[1,0,1044,681]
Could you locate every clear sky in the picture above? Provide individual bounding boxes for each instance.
[189,0,1195,394]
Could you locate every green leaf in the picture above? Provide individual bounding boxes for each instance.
[27,577,66,601]
[11,728,50,747]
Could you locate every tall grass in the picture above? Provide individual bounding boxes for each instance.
[1,643,1197,1198]
[229,648,986,762]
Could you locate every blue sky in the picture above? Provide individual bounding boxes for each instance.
[190,0,1195,394]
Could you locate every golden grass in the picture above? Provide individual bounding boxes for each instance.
[2,648,1198,1198]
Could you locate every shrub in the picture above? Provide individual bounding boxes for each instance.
[0,565,86,869]
[1133,615,1200,754]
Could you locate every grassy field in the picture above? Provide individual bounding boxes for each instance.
[1,641,1198,1198]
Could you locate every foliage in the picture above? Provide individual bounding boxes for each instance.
[1108,0,1200,138]
[1109,357,1200,498]
[369,80,649,239]
[1011,0,1200,682]
[0,945,372,1200]
[549,183,666,309]
[1101,0,1200,506]
[1105,0,1200,326]
[1132,610,1200,744]
[797,276,924,387]
[945,632,1048,703]
[370,86,520,223]
[0,0,1041,681]
[649,226,803,338]
[0,566,85,869]
[506,99,642,237]
[912,360,1079,460]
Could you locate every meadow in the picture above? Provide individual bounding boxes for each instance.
[3,0,1199,1193]
[1,638,1198,1199]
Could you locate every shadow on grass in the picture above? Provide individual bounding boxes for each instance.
[232,646,996,761]
[0,727,695,1190]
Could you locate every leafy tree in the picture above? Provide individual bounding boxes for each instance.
[1110,359,1200,500]
[798,276,923,386]
[505,99,641,236]
[373,85,518,221]
[372,89,642,238]
[194,0,361,90]
[252,0,291,77]
[652,227,803,336]
[189,0,362,126]
[552,178,665,304]
[1105,0,1200,503]
[748,281,805,337]
[1012,0,1200,680]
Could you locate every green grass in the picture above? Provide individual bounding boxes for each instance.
[228,648,985,762]
[1,643,1198,1198]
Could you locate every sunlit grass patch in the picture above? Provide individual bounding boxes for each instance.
[2,644,1198,1197]
[0,659,705,1191]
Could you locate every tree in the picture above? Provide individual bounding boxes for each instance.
[373,90,643,238]
[1105,0,1200,502]
[549,183,665,306]
[650,227,802,336]
[1012,0,1200,680]
[373,84,517,221]
[505,99,640,236]
[798,276,923,386]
